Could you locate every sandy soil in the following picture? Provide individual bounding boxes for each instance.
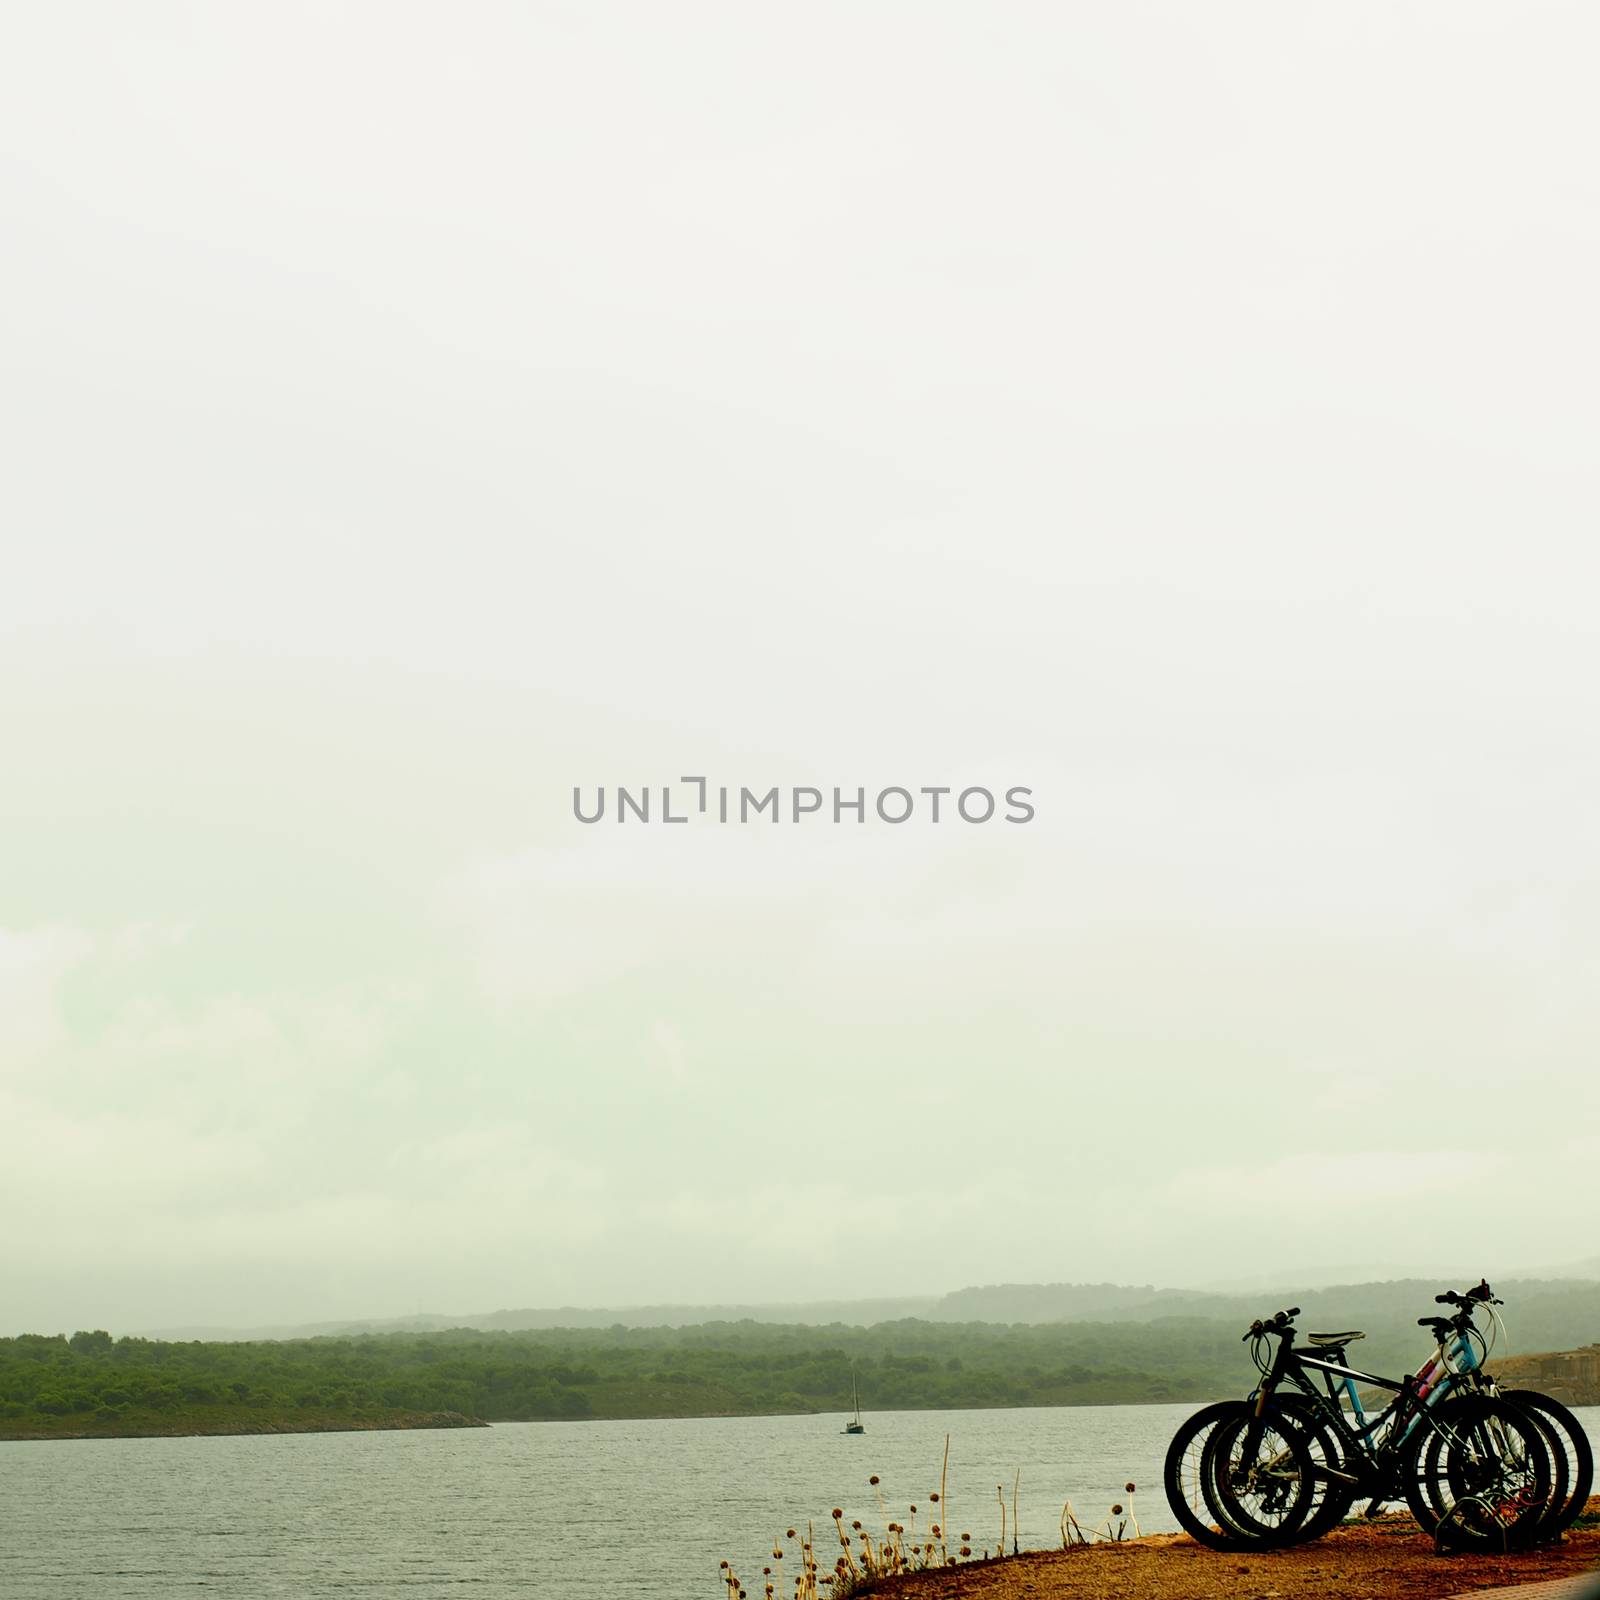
[870,1505,1600,1600]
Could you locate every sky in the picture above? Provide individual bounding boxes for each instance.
[3,3,1598,1334]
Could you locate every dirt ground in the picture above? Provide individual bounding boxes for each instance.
[871,1503,1600,1600]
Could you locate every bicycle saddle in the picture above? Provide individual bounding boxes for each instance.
[1307,1330,1365,1346]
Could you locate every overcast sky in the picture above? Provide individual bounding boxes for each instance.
[3,4,1598,1334]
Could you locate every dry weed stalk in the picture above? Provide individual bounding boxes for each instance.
[724,1446,967,1599]
[718,1437,1144,1595]
[1060,1498,1089,1547]
[1095,1481,1141,1543]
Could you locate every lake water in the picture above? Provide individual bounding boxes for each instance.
[4,1403,1596,1599]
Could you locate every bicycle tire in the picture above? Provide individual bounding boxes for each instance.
[1263,1393,1361,1543]
[1200,1408,1318,1547]
[1406,1395,1554,1546]
[1408,1401,1555,1536]
[1408,1397,1568,1543]
[1511,1402,1569,1544]
[1163,1402,1260,1549]
[1439,1399,1554,1551]
[1502,1388,1593,1538]
[1405,1395,1554,1551]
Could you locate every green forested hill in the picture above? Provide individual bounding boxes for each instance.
[5,1277,1596,1439]
[0,1318,1251,1437]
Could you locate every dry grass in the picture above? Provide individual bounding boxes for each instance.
[718,1435,1144,1598]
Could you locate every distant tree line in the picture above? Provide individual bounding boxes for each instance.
[0,1318,1245,1434]
[4,1277,1596,1438]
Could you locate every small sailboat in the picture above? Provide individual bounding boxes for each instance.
[843,1367,865,1435]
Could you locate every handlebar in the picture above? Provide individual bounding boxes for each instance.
[1242,1306,1301,1341]
[1435,1280,1501,1309]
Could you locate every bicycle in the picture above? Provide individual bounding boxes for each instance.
[1234,1305,1555,1550]
[1163,1305,1556,1551]
[1412,1280,1592,1542]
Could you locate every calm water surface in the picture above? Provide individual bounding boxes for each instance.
[4,1404,1596,1599]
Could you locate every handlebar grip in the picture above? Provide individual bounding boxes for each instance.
[1418,1316,1446,1326]
[1435,1292,1453,1304]
[1244,1309,1299,1339]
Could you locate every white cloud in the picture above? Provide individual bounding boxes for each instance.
[0,924,93,1066]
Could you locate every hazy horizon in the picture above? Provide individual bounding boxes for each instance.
[5,5,1599,1335]
[17,1256,1600,1345]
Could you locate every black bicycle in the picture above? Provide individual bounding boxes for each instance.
[1163,1304,1556,1551]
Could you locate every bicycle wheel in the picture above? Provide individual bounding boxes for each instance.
[1163,1402,1261,1549]
[1511,1402,1569,1544]
[1502,1388,1593,1539]
[1420,1397,1568,1547]
[1405,1395,1554,1551]
[1405,1395,1554,1545]
[1200,1408,1318,1547]
[1264,1394,1361,1543]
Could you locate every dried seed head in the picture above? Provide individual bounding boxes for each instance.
[1111,1503,1124,1515]
[1125,1482,1136,1494]
[868,1475,879,1486]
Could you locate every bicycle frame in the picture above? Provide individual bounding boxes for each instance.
[1251,1324,1485,1501]
[1292,1324,1481,1445]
